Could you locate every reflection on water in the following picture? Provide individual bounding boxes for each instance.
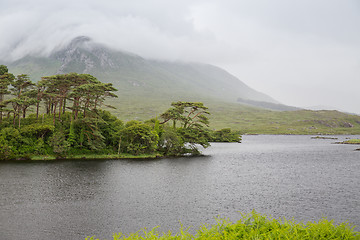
[0,135,359,240]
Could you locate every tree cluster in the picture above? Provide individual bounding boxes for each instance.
[0,65,241,160]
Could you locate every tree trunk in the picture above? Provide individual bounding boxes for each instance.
[84,101,88,118]
[63,98,66,114]
[73,97,80,120]
[58,98,63,120]
[36,102,40,119]
[0,94,3,123]
[118,137,122,155]
[16,103,21,128]
[18,110,21,129]
[13,112,16,127]
[53,104,57,125]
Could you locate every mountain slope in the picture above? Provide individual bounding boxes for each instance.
[7,36,277,104]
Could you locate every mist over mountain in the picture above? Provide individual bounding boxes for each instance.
[5,36,279,107]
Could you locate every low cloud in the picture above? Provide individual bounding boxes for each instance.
[1,0,359,113]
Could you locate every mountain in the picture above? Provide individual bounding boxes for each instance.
[6,36,278,105]
[3,36,360,134]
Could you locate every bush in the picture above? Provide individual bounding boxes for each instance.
[158,126,184,156]
[48,131,70,157]
[97,110,124,147]
[0,127,21,147]
[209,128,242,142]
[0,141,16,160]
[120,121,159,155]
[177,127,210,155]
[20,123,54,139]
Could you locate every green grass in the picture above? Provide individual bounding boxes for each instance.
[208,105,360,135]
[85,211,360,240]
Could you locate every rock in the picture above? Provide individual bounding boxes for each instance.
[311,136,338,140]
[341,122,354,128]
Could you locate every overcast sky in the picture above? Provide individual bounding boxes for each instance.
[1,0,359,113]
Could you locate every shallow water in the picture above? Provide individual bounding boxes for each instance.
[0,135,359,239]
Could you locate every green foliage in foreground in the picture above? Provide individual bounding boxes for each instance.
[85,211,360,240]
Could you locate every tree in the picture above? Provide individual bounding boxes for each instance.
[160,101,211,155]
[0,70,125,158]
[47,74,73,120]
[160,101,210,129]
[66,73,100,119]
[34,78,48,119]
[0,65,15,123]
[70,81,117,118]
[8,74,36,128]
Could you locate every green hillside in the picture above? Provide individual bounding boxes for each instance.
[105,97,360,135]
[208,104,360,134]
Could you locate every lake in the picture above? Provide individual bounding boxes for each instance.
[0,135,359,239]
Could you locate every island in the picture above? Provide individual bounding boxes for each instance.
[0,66,241,160]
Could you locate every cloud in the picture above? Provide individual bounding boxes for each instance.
[1,0,359,113]
[0,0,200,60]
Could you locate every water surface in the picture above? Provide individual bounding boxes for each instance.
[0,135,359,239]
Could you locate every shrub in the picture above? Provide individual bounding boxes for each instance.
[0,141,16,160]
[20,123,54,139]
[209,128,242,143]
[120,121,159,155]
[158,125,184,156]
[48,131,70,157]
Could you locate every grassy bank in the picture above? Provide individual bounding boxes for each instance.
[335,139,360,145]
[342,139,360,144]
[85,212,359,240]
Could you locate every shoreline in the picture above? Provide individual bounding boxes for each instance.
[14,153,164,161]
[4,135,360,161]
